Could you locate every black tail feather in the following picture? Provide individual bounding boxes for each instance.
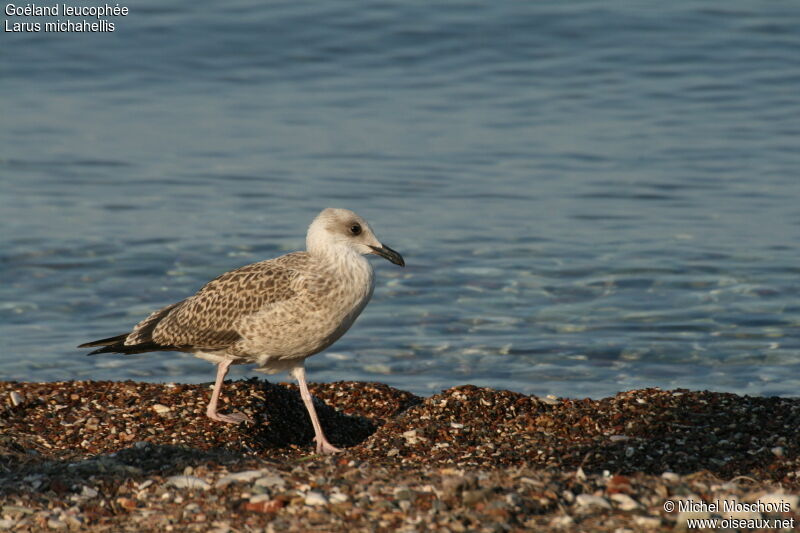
[78,334,129,349]
[79,334,178,355]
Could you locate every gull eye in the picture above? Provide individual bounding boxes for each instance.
[350,223,362,236]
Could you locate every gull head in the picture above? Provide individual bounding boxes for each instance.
[306,208,404,266]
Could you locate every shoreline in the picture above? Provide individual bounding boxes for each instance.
[1,379,798,531]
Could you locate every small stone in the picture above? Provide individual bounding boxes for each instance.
[607,475,632,494]
[215,470,264,488]
[402,429,423,445]
[166,476,211,491]
[625,446,635,457]
[387,448,400,457]
[549,515,573,527]
[152,404,171,415]
[305,491,328,506]
[634,516,661,528]
[254,474,286,490]
[610,493,639,510]
[9,391,24,406]
[574,494,611,509]
[770,446,784,457]
[2,505,35,515]
[661,472,680,482]
[542,395,560,405]
[80,486,98,499]
[330,492,349,504]
[47,518,67,529]
[244,499,285,513]
[116,497,136,510]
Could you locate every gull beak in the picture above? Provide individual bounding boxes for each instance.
[368,244,405,267]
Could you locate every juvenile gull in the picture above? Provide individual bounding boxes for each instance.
[78,208,404,454]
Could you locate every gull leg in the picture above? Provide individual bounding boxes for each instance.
[291,364,342,454]
[206,359,252,424]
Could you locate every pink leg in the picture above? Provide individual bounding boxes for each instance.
[206,359,252,424]
[290,365,342,454]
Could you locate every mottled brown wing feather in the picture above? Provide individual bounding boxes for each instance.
[126,302,183,345]
[137,253,312,350]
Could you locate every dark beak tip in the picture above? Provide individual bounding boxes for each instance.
[370,244,405,267]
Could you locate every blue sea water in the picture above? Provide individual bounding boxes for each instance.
[1,1,799,398]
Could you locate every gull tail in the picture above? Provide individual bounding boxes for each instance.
[79,334,129,354]
[78,334,175,355]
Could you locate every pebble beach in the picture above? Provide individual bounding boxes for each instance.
[1,379,798,531]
